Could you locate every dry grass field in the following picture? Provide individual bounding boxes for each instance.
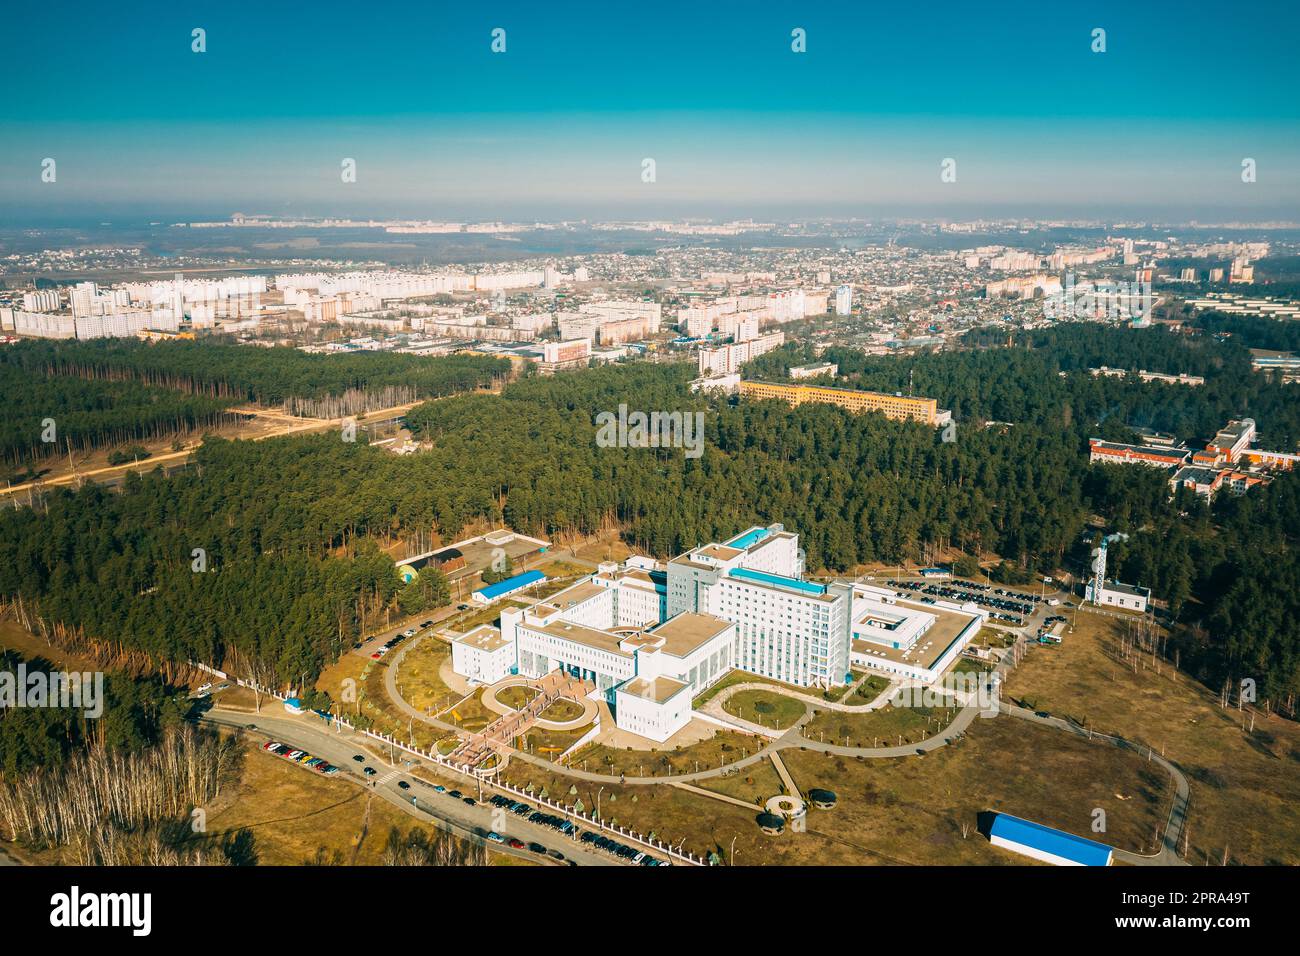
[1004,612,1300,865]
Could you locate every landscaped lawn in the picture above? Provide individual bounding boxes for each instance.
[539,698,585,722]
[570,729,763,778]
[392,637,460,715]
[439,688,494,733]
[722,688,806,729]
[693,669,816,708]
[781,713,1174,863]
[697,757,787,807]
[803,695,961,749]
[496,685,539,710]
[844,674,892,704]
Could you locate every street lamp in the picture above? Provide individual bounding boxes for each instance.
[597,786,605,820]
[730,835,738,866]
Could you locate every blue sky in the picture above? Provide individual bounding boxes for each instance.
[3,0,1299,219]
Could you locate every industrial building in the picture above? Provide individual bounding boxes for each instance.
[472,569,547,604]
[988,813,1113,866]
[395,547,465,583]
[1086,535,1151,612]
[788,361,838,380]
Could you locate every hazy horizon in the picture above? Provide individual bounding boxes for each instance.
[4,0,1300,220]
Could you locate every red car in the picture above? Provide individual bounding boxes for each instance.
[508,838,525,849]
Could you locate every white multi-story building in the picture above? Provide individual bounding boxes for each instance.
[21,290,61,312]
[834,284,853,316]
[696,331,784,376]
[667,526,853,688]
[449,523,982,742]
[451,625,516,685]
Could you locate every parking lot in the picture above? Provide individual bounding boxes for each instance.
[483,794,670,866]
[888,578,1050,626]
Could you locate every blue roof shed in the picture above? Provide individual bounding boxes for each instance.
[475,569,546,601]
[989,813,1113,866]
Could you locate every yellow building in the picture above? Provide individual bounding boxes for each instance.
[739,380,938,425]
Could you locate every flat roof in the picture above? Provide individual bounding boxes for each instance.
[1100,580,1150,598]
[1172,465,1222,485]
[475,569,545,599]
[697,544,743,562]
[668,555,716,573]
[617,675,690,705]
[728,567,827,597]
[526,619,632,659]
[546,579,607,611]
[725,526,770,550]
[453,625,510,652]
[1089,441,1189,462]
[852,598,977,669]
[645,613,733,657]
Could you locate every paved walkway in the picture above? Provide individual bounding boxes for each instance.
[481,675,598,729]
[670,780,762,811]
[379,621,1194,864]
[702,677,900,720]
[769,751,801,798]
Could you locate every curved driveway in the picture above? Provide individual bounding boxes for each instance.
[382,626,1191,864]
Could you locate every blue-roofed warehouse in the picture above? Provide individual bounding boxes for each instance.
[473,570,546,604]
[989,812,1113,866]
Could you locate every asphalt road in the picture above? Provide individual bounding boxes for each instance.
[200,708,627,867]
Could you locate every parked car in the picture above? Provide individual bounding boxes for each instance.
[262,741,282,751]
[448,790,463,799]
[508,838,525,849]
[486,832,505,844]
[527,842,547,854]
[433,785,446,793]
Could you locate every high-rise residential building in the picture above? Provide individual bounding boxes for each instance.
[21,290,61,312]
[696,331,785,376]
[834,284,853,315]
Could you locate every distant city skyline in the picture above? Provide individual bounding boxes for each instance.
[3,0,1300,219]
